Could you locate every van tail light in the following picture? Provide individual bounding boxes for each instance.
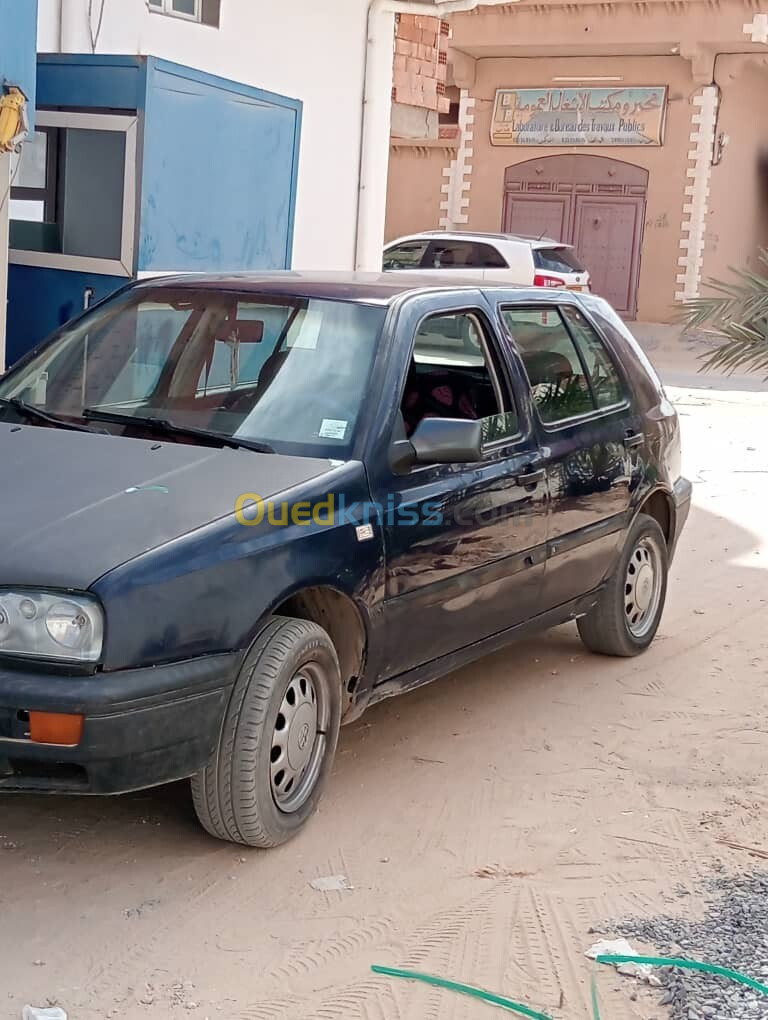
[534,274,566,288]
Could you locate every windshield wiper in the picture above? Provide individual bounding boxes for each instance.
[82,408,275,454]
[0,397,98,433]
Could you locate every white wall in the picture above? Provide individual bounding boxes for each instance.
[36,0,370,270]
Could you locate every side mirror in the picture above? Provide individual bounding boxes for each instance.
[411,417,483,465]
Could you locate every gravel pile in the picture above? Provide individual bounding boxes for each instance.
[601,872,768,1020]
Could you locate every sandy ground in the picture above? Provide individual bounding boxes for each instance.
[1,342,767,1020]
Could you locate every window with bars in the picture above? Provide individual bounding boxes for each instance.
[147,0,220,27]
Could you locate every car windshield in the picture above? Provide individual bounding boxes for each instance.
[0,286,387,458]
[533,247,585,274]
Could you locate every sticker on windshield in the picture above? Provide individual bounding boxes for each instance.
[319,419,348,440]
[287,309,322,349]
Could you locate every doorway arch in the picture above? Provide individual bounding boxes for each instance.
[502,155,649,318]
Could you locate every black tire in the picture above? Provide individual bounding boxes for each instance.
[192,616,341,847]
[577,513,668,657]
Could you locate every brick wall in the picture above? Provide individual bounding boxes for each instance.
[391,13,451,114]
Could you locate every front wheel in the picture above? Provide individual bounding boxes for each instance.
[192,617,341,847]
[577,513,668,657]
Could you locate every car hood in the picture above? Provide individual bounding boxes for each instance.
[0,424,336,589]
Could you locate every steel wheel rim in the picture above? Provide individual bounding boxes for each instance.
[270,661,329,813]
[624,534,663,638]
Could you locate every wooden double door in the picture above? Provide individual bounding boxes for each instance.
[502,155,648,318]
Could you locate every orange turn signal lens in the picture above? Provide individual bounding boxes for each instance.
[29,712,84,746]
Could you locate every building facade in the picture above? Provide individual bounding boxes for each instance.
[386,0,768,321]
[35,0,372,272]
[2,0,369,364]
[6,0,500,365]
[3,0,381,365]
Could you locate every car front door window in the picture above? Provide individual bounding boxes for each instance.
[401,311,518,449]
[383,240,429,269]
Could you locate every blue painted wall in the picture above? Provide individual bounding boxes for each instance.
[6,266,125,365]
[140,60,302,273]
[37,54,146,111]
[6,55,302,365]
[0,0,38,128]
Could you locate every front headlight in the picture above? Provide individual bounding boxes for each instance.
[0,590,104,663]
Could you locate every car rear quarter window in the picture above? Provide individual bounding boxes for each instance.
[533,247,585,274]
[586,298,665,404]
[474,243,508,268]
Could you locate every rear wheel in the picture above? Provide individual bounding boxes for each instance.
[192,616,341,847]
[577,513,668,657]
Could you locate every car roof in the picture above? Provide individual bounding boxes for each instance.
[389,231,570,249]
[132,270,566,306]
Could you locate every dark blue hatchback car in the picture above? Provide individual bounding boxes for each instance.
[0,273,690,846]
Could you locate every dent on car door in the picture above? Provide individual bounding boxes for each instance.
[500,302,643,610]
[369,304,548,679]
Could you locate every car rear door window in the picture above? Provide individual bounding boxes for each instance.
[501,307,596,424]
[560,305,625,409]
[402,311,517,446]
[383,239,429,269]
[423,240,507,270]
[502,305,627,423]
[424,240,477,269]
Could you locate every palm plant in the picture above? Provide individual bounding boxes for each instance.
[682,251,768,379]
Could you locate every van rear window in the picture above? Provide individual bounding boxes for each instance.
[533,247,585,274]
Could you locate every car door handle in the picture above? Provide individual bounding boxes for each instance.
[515,467,546,487]
[624,431,644,449]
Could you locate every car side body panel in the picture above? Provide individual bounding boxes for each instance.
[0,275,687,795]
[91,460,383,673]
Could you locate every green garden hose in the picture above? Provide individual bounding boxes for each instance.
[373,954,768,1019]
[598,954,768,993]
[370,965,553,1019]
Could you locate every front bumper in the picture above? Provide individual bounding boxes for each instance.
[670,475,693,560]
[0,652,239,794]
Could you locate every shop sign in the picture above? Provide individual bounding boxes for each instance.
[491,87,667,146]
